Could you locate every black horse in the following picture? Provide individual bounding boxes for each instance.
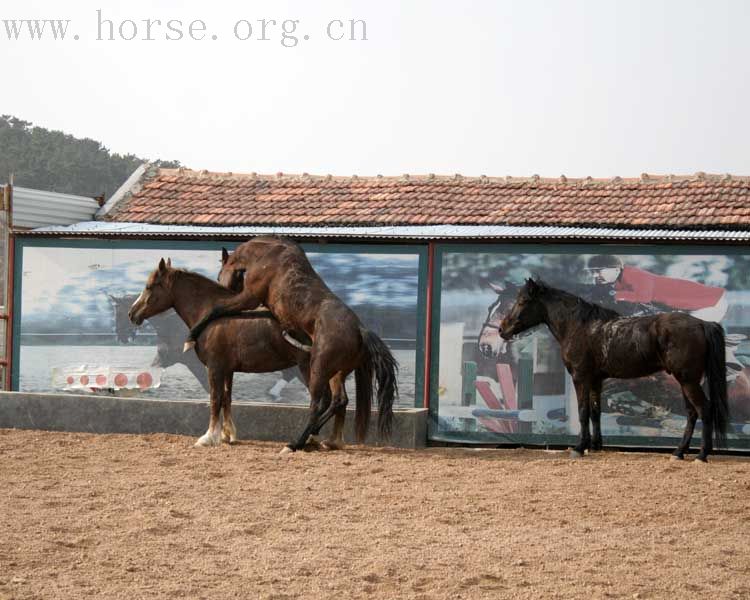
[500,279,730,462]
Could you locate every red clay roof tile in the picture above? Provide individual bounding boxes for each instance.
[103,169,750,230]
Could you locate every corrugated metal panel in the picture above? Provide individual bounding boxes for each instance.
[21,221,750,241]
[13,187,99,229]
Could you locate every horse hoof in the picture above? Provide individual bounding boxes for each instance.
[569,450,584,459]
[669,454,684,461]
[693,457,708,464]
[194,439,217,448]
[321,440,344,451]
[305,436,322,450]
[279,446,294,456]
[183,340,196,353]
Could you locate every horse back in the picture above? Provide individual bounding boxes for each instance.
[589,312,706,379]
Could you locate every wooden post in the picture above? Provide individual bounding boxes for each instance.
[462,360,477,406]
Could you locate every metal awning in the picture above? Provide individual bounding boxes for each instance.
[20,221,750,242]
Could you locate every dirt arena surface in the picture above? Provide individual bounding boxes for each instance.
[1,429,749,600]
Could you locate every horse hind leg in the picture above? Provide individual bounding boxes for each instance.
[322,376,349,451]
[671,387,698,461]
[282,368,332,453]
[195,368,224,448]
[681,381,713,463]
[590,380,604,451]
[221,373,237,444]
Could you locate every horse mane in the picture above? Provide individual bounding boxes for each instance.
[536,279,620,323]
[168,268,235,297]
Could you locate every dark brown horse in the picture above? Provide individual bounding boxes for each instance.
[128,258,315,448]
[500,279,730,462]
[185,236,398,452]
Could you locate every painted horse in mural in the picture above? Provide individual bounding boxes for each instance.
[185,236,398,452]
[500,278,730,462]
[108,293,210,392]
[109,292,303,400]
[128,258,317,447]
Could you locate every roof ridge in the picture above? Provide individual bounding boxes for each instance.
[156,167,748,185]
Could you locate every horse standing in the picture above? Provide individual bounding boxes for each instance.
[185,237,398,452]
[128,258,317,447]
[500,279,730,462]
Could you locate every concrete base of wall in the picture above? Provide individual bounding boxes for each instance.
[0,392,427,449]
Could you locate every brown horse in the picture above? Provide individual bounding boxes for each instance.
[128,258,315,448]
[185,236,398,452]
[500,279,730,462]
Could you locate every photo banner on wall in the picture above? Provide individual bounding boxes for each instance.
[15,240,425,407]
[431,246,750,449]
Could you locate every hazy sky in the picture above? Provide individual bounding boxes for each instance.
[3,0,749,178]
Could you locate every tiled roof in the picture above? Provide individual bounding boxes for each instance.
[103,168,750,230]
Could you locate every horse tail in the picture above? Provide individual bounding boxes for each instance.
[703,321,730,449]
[354,361,373,443]
[358,328,399,440]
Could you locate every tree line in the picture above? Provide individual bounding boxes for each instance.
[0,114,180,200]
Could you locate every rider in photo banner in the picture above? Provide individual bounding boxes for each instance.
[584,254,742,378]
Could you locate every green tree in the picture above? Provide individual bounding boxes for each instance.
[0,115,180,200]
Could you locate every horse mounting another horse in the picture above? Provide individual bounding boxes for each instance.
[500,278,730,462]
[185,236,399,453]
[128,258,318,448]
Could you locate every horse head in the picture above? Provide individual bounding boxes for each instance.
[500,278,549,340]
[218,246,245,291]
[478,281,521,358]
[128,258,176,325]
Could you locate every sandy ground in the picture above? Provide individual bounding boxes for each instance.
[0,429,749,600]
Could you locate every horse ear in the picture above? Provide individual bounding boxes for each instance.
[166,258,172,268]
[526,278,539,295]
[158,258,167,273]
[488,281,505,295]
[221,247,229,264]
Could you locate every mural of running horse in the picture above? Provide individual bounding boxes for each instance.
[500,278,730,462]
[128,258,318,447]
[110,292,302,400]
[108,293,210,392]
[185,236,398,453]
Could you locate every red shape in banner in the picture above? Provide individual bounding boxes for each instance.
[114,373,128,387]
[66,376,74,385]
[136,372,153,389]
[80,375,89,386]
[96,374,108,387]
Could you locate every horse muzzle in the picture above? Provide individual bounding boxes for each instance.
[128,305,144,326]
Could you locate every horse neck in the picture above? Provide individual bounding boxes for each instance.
[169,272,232,328]
[539,291,583,344]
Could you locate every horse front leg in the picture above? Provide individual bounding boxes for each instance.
[590,380,604,451]
[221,373,237,444]
[195,367,225,448]
[571,378,591,458]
